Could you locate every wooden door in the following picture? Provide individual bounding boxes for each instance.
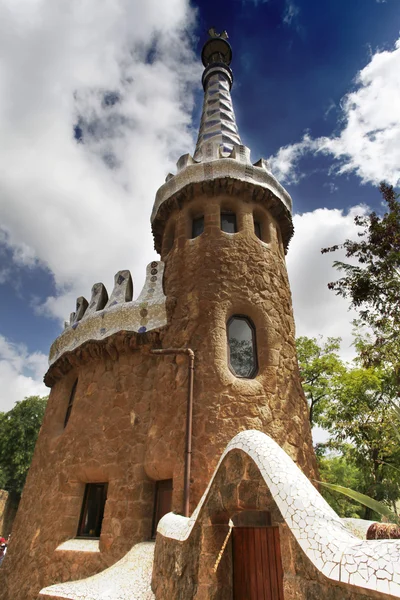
[232,526,284,600]
[151,479,173,538]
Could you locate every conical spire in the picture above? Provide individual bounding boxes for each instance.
[194,29,242,161]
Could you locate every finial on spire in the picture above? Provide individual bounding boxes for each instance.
[201,28,232,67]
[207,28,229,40]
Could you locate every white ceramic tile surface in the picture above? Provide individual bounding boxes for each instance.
[56,539,100,553]
[157,430,400,598]
[39,542,155,600]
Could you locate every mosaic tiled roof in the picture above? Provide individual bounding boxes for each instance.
[194,29,241,161]
[194,71,241,161]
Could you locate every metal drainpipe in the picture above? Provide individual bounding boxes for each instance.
[150,348,195,518]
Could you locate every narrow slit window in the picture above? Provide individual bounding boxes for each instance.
[77,483,108,539]
[221,212,237,234]
[192,216,204,239]
[227,316,257,378]
[152,479,173,538]
[254,219,262,240]
[64,379,78,428]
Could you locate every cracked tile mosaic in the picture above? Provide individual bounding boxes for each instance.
[157,430,400,598]
[39,542,155,600]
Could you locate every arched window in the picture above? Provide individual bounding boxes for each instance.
[227,316,257,378]
[221,211,237,234]
[191,216,204,239]
[253,210,271,244]
[64,379,78,427]
[254,219,262,240]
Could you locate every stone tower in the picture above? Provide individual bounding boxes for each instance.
[149,30,317,506]
[2,30,317,600]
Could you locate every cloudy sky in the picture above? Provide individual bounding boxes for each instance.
[0,0,399,412]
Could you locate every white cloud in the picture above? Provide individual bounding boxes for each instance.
[283,0,300,26]
[0,335,48,412]
[269,38,400,186]
[0,0,200,324]
[0,268,10,284]
[287,205,368,363]
[268,134,319,183]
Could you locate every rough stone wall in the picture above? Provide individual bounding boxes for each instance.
[3,184,318,599]
[147,189,317,512]
[153,451,395,600]
[1,339,159,600]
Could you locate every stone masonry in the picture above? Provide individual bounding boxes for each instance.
[2,30,324,600]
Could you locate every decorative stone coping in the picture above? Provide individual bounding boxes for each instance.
[48,261,167,369]
[152,148,292,222]
[157,430,400,598]
[39,542,155,599]
[150,147,294,253]
[55,539,100,553]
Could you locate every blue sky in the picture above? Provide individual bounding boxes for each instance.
[0,0,399,411]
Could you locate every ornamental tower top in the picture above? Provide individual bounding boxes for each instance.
[194,29,241,161]
[151,29,294,255]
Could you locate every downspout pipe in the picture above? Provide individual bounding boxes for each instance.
[150,348,195,518]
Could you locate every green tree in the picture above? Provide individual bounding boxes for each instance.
[316,445,366,518]
[296,336,345,425]
[321,183,400,372]
[319,367,400,519]
[0,396,47,500]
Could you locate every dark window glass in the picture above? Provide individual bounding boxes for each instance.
[192,216,204,239]
[77,483,108,538]
[227,316,257,378]
[221,212,237,234]
[254,220,262,240]
[64,379,78,428]
[152,479,173,538]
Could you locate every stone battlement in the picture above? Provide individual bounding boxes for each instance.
[151,144,294,254]
[48,261,167,368]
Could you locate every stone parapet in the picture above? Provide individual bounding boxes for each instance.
[151,146,294,254]
[48,261,167,371]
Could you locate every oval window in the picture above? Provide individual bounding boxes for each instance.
[227,316,257,378]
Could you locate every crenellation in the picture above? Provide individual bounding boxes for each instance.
[48,261,167,368]
[72,296,88,325]
[253,157,271,171]
[84,282,109,317]
[105,270,133,308]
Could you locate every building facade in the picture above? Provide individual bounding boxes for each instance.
[4,31,399,600]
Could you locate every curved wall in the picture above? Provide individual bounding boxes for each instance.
[147,188,317,511]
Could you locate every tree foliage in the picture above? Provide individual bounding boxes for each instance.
[298,334,400,519]
[321,183,400,372]
[319,366,400,518]
[296,336,344,425]
[0,396,47,498]
[316,446,367,519]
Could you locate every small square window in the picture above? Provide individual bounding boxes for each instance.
[77,483,108,538]
[221,212,237,234]
[192,216,204,239]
